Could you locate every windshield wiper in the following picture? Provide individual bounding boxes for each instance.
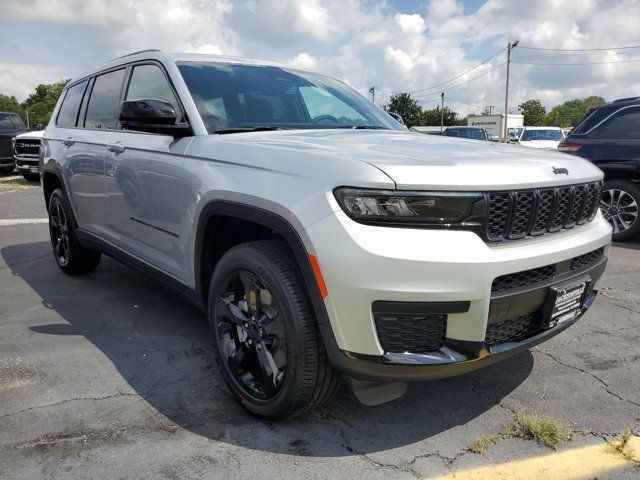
[336,125,389,130]
[214,126,285,134]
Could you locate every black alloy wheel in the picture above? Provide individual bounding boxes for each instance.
[49,194,71,268]
[209,241,340,419]
[47,188,101,274]
[215,270,287,399]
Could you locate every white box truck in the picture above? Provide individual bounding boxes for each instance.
[467,114,524,141]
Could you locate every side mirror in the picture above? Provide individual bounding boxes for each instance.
[388,112,405,125]
[120,99,191,136]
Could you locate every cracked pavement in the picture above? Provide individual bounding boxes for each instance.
[1,184,639,479]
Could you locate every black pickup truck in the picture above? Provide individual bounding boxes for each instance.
[559,97,640,241]
[0,112,28,174]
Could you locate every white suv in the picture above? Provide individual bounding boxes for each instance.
[41,50,611,419]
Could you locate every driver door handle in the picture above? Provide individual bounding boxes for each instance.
[106,142,126,154]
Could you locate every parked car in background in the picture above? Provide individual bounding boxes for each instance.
[517,127,565,151]
[559,97,640,241]
[13,130,44,181]
[409,126,443,135]
[442,126,489,141]
[0,112,28,174]
[508,126,524,143]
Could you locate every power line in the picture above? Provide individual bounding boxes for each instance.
[517,44,640,52]
[448,99,484,109]
[413,62,506,98]
[400,48,505,95]
[512,58,640,65]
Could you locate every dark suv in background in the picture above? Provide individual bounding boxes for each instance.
[559,97,640,241]
[0,112,28,174]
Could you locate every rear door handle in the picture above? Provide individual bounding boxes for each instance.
[106,142,126,154]
[61,138,74,147]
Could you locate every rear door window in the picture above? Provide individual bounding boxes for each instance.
[590,106,640,139]
[57,80,88,127]
[85,69,126,129]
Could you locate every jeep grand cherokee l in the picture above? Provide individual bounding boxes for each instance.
[41,50,612,419]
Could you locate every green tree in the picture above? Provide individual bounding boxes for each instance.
[545,96,606,128]
[518,99,546,126]
[0,94,25,120]
[386,93,423,127]
[422,107,461,127]
[21,80,69,128]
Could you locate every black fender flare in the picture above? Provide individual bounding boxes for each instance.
[193,200,332,330]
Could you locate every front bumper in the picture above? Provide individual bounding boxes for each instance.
[14,155,39,173]
[305,209,611,381]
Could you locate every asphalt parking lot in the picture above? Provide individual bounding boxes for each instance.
[1,179,639,479]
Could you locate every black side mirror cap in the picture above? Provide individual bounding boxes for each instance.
[120,99,192,137]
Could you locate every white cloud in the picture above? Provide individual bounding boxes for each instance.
[1,0,639,122]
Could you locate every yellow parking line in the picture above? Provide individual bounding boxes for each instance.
[431,436,639,480]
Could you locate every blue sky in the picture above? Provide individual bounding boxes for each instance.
[1,0,639,117]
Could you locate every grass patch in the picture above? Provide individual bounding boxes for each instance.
[607,429,634,461]
[508,411,572,449]
[467,434,504,454]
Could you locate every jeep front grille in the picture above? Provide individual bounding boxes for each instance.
[14,139,40,156]
[486,182,601,242]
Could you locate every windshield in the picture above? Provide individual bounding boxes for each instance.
[177,62,402,133]
[0,114,16,134]
[444,128,486,140]
[520,129,564,141]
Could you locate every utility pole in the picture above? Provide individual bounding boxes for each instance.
[26,110,30,130]
[502,40,518,142]
[368,86,375,103]
[440,92,445,133]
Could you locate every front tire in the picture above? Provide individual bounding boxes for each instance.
[600,180,640,241]
[208,240,339,420]
[48,188,101,274]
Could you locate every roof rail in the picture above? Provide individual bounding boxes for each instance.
[612,96,640,103]
[109,49,162,62]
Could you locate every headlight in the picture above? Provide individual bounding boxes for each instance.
[334,187,482,225]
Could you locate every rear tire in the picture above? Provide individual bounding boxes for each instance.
[48,188,101,274]
[600,180,640,242]
[208,240,340,420]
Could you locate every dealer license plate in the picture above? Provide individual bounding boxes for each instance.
[545,279,588,329]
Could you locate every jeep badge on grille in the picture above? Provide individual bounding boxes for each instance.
[553,167,569,175]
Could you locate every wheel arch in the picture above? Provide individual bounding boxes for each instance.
[41,164,65,209]
[194,201,332,329]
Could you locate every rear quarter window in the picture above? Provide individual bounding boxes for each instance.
[57,80,89,127]
[589,106,640,139]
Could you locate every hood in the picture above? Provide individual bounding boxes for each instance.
[15,130,44,140]
[212,129,603,191]
[518,140,561,151]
